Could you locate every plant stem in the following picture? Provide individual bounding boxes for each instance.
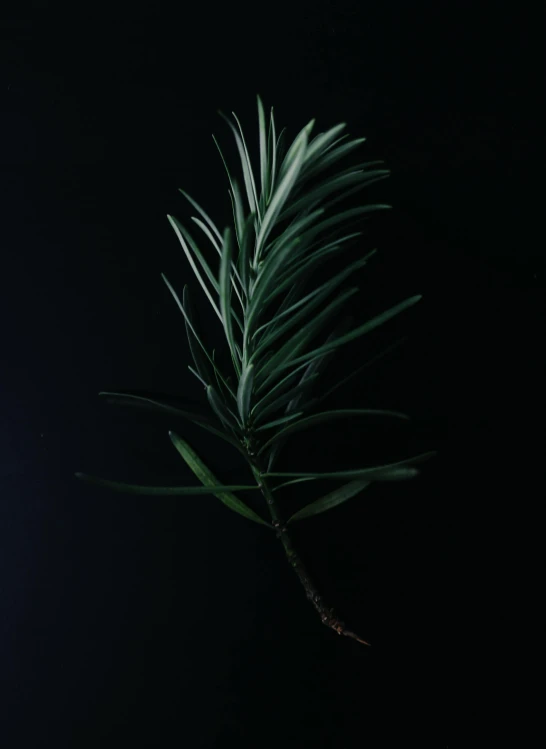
[248,458,370,647]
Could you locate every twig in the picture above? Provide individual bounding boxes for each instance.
[250,458,371,647]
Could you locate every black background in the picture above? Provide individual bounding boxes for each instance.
[1,2,542,747]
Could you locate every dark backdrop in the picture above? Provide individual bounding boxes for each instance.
[1,2,541,747]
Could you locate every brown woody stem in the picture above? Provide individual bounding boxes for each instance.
[248,458,370,647]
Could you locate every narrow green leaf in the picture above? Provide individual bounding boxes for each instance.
[253,253,373,359]
[187,365,207,388]
[257,408,412,457]
[207,384,241,431]
[218,110,259,222]
[178,188,223,244]
[250,233,369,364]
[260,451,438,482]
[251,373,320,427]
[252,238,368,346]
[189,215,221,254]
[270,477,319,493]
[263,314,358,473]
[182,285,214,388]
[267,315,353,471]
[257,94,268,203]
[212,136,245,245]
[262,294,423,382]
[75,473,262,497]
[257,232,374,327]
[245,235,305,344]
[253,272,311,342]
[299,174,390,224]
[257,237,334,303]
[256,287,360,395]
[303,123,348,167]
[286,480,372,524]
[232,109,261,217]
[279,169,390,225]
[253,411,304,432]
[297,133,350,184]
[166,214,223,324]
[186,214,245,312]
[98,390,247,457]
[169,431,272,527]
[254,129,308,259]
[260,207,326,265]
[276,118,315,184]
[211,348,236,405]
[252,354,311,411]
[237,362,255,425]
[303,136,369,182]
[270,127,286,196]
[297,206,391,253]
[161,274,236,401]
[167,217,244,337]
[238,211,256,297]
[282,314,356,411]
[219,227,241,378]
[267,108,278,204]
